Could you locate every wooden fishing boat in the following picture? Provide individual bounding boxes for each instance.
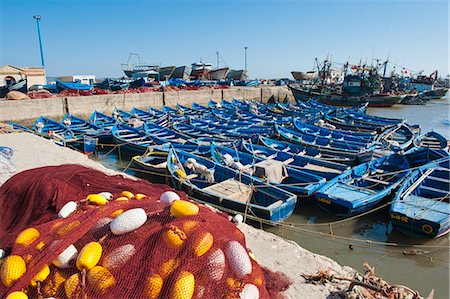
[130,107,163,122]
[131,149,170,184]
[340,110,404,126]
[210,143,327,196]
[111,123,156,155]
[90,111,117,131]
[326,112,397,132]
[192,102,210,113]
[241,140,350,180]
[173,123,242,141]
[275,124,376,155]
[132,143,213,183]
[148,107,165,117]
[131,108,171,127]
[306,99,369,114]
[390,156,450,238]
[413,131,449,151]
[259,136,354,165]
[143,122,192,145]
[62,114,112,143]
[208,100,219,108]
[293,118,377,144]
[315,148,449,217]
[162,105,178,114]
[320,116,381,133]
[33,116,77,146]
[112,108,134,122]
[310,118,377,140]
[211,107,264,124]
[189,119,271,141]
[167,148,298,222]
[379,124,416,151]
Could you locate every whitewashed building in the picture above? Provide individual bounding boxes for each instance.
[0,65,47,89]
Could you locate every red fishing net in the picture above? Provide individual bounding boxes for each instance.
[0,165,286,298]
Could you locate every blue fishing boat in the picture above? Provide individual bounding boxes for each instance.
[90,111,117,131]
[167,148,298,222]
[112,108,134,122]
[192,102,210,113]
[143,122,194,145]
[33,116,77,146]
[293,118,377,144]
[275,124,376,159]
[241,140,350,179]
[189,119,271,141]
[176,103,206,116]
[390,157,450,238]
[151,107,185,124]
[259,136,355,165]
[130,107,171,127]
[321,115,384,133]
[310,118,377,140]
[113,108,152,129]
[208,100,219,108]
[340,109,404,126]
[62,114,112,143]
[315,148,449,217]
[379,124,416,151]
[111,123,155,155]
[413,131,449,151]
[162,105,178,114]
[131,143,212,183]
[173,123,241,141]
[130,107,163,122]
[131,148,171,184]
[210,143,326,196]
[148,107,165,117]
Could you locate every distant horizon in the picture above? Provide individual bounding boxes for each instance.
[1,0,448,79]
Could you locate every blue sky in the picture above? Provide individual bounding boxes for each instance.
[1,0,448,78]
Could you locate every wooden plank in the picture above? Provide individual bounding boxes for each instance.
[363,176,389,185]
[203,178,252,203]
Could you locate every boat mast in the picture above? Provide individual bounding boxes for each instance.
[216,50,219,69]
[382,57,388,78]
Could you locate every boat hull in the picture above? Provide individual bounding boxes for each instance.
[289,85,402,107]
[171,66,192,80]
[227,69,248,81]
[209,67,230,80]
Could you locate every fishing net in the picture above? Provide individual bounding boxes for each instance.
[0,165,283,298]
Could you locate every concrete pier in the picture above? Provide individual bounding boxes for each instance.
[0,86,294,123]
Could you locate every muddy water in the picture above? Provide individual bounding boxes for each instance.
[95,96,449,298]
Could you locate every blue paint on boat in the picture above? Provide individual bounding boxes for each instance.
[167,148,297,223]
[390,156,450,238]
[315,148,449,217]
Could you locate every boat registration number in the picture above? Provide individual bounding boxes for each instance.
[317,197,331,204]
[390,214,408,223]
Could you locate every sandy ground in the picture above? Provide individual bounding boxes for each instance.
[1,132,355,298]
[0,132,126,183]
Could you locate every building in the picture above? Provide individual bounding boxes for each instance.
[57,75,95,86]
[0,64,47,89]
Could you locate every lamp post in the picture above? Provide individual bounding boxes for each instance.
[244,46,248,71]
[33,15,45,67]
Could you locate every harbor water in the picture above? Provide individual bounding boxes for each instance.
[94,96,449,298]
